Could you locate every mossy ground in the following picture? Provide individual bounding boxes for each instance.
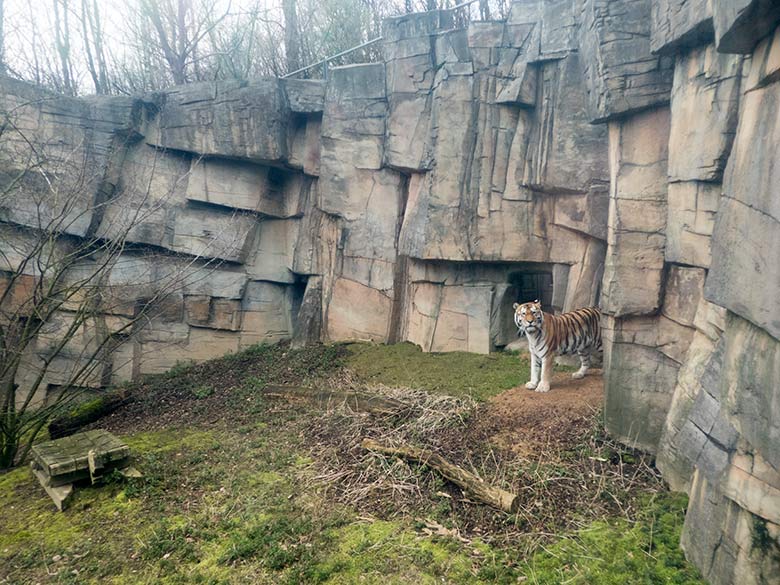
[345,342,531,401]
[0,342,704,584]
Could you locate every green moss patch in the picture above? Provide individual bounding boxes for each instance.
[345,342,529,401]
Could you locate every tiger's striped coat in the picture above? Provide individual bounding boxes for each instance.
[513,300,602,392]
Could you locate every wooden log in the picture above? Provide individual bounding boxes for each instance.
[361,438,519,514]
[48,389,132,439]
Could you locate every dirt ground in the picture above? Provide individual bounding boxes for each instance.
[483,369,604,456]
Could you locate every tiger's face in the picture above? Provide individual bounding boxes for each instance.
[513,300,544,333]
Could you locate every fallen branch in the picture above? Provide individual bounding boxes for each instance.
[361,438,519,513]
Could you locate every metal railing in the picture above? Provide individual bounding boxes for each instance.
[282,0,482,79]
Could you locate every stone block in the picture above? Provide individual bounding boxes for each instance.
[431,285,494,354]
[494,53,537,106]
[602,314,682,452]
[382,10,454,43]
[553,185,609,241]
[540,0,578,57]
[99,144,191,247]
[668,44,742,183]
[744,25,780,91]
[292,180,341,277]
[292,276,323,347]
[522,54,610,194]
[283,79,325,113]
[720,313,780,472]
[712,0,780,54]
[145,78,289,163]
[406,281,443,352]
[682,471,780,585]
[601,108,670,317]
[662,265,706,327]
[180,265,247,300]
[0,79,142,240]
[706,78,780,339]
[665,181,720,268]
[138,328,240,375]
[723,446,780,525]
[580,0,675,122]
[186,158,302,217]
[288,116,322,176]
[184,295,242,331]
[326,278,392,342]
[246,218,299,284]
[651,0,714,54]
[320,65,388,216]
[169,206,256,262]
[240,281,294,346]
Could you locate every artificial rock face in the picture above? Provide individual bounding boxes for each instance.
[2,1,780,581]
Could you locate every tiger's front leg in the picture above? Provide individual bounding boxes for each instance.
[525,354,540,389]
[536,353,554,393]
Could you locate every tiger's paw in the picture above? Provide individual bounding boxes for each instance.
[572,370,587,380]
[525,381,538,390]
[535,382,550,393]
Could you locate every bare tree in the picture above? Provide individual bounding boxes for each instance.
[0,97,236,468]
[136,0,232,86]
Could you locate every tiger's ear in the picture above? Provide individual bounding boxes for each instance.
[534,299,540,305]
[512,303,519,310]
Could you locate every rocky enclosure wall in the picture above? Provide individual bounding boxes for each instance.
[1,1,779,582]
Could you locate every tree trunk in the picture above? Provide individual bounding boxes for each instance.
[0,0,5,74]
[53,0,75,94]
[282,0,301,74]
[361,438,520,513]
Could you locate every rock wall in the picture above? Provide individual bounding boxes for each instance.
[1,1,780,582]
[599,2,780,583]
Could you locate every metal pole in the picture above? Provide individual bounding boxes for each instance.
[282,37,384,79]
[280,0,481,80]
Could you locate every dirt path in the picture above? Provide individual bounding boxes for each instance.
[474,369,604,456]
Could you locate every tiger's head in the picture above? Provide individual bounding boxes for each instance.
[513,300,544,334]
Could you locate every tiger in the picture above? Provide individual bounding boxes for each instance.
[512,300,602,393]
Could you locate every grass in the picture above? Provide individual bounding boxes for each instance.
[345,342,530,401]
[0,341,705,584]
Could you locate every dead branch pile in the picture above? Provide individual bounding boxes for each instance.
[300,371,664,551]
